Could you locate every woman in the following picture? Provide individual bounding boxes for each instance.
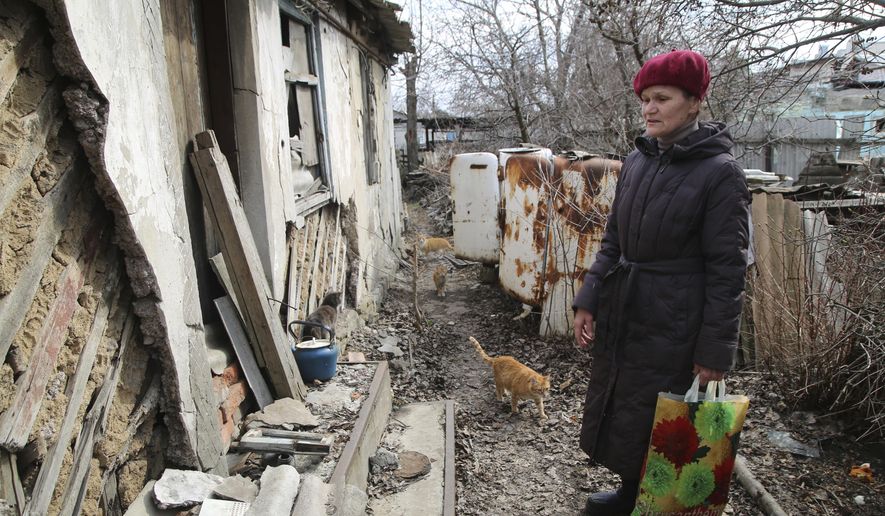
[572,50,750,515]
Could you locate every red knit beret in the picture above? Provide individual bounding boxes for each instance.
[633,50,711,99]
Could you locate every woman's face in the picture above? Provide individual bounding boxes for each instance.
[640,85,701,139]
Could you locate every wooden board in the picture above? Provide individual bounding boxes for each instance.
[58,311,135,516]
[0,164,83,364]
[0,260,87,451]
[306,207,328,315]
[215,296,274,409]
[444,400,456,516]
[26,297,112,515]
[0,450,25,514]
[190,130,304,399]
[285,243,300,328]
[231,435,331,455]
[210,253,243,321]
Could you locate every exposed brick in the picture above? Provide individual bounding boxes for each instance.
[211,376,228,408]
[219,409,235,450]
[222,381,249,421]
[221,363,241,386]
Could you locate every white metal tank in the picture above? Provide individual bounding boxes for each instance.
[450,152,500,264]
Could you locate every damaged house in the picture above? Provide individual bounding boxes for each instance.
[0,0,411,512]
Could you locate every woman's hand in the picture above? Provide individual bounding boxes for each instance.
[574,309,595,349]
[693,363,725,385]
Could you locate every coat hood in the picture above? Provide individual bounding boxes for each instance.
[635,121,734,161]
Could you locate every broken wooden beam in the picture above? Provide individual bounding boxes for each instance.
[734,454,788,516]
[58,311,135,516]
[230,435,332,456]
[0,450,25,514]
[0,262,86,451]
[26,291,114,515]
[190,130,305,400]
[215,296,274,409]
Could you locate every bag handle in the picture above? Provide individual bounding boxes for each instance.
[684,375,727,403]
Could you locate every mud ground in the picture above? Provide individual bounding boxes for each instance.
[350,202,883,516]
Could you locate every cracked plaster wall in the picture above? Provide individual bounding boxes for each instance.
[43,0,222,470]
[319,23,403,314]
[228,0,294,301]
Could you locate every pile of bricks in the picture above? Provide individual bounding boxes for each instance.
[211,363,250,450]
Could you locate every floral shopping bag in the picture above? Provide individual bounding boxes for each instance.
[632,377,749,515]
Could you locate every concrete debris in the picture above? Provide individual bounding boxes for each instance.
[369,448,399,473]
[335,484,369,516]
[152,469,223,510]
[291,474,331,516]
[345,351,367,362]
[394,451,431,479]
[244,465,301,516]
[212,474,259,503]
[200,499,251,514]
[376,335,403,357]
[122,481,177,516]
[244,397,318,429]
[304,383,361,413]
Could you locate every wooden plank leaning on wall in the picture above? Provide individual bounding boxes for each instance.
[190,130,306,400]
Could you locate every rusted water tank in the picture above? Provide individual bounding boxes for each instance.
[498,154,553,306]
[538,155,620,336]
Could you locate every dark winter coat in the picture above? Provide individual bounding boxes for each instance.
[572,121,750,478]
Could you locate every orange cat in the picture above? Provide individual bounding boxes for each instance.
[433,265,447,297]
[469,336,550,420]
[420,237,453,255]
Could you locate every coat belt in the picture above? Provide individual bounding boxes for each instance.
[606,255,705,360]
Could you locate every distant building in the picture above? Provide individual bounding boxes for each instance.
[733,38,885,183]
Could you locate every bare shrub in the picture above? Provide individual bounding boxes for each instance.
[749,206,884,439]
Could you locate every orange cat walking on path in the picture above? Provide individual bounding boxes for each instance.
[469,336,550,421]
[420,236,453,254]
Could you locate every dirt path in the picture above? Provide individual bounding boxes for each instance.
[351,201,883,516]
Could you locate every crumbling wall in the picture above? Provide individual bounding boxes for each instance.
[0,2,170,513]
[285,204,349,328]
[319,25,403,315]
[35,0,222,472]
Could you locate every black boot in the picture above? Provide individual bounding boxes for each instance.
[583,478,638,515]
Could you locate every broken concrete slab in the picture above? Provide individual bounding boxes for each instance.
[291,474,331,516]
[212,474,258,503]
[244,397,318,429]
[304,384,360,413]
[336,484,369,516]
[200,499,251,514]
[345,351,367,362]
[376,335,403,357]
[244,465,300,516]
[369,402,448,516]
[122,481,177,516]
[152,469,223,510]
[395,451,431,479]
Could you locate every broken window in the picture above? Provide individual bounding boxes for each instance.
[359,51,379,184]
[280,1,330,208]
